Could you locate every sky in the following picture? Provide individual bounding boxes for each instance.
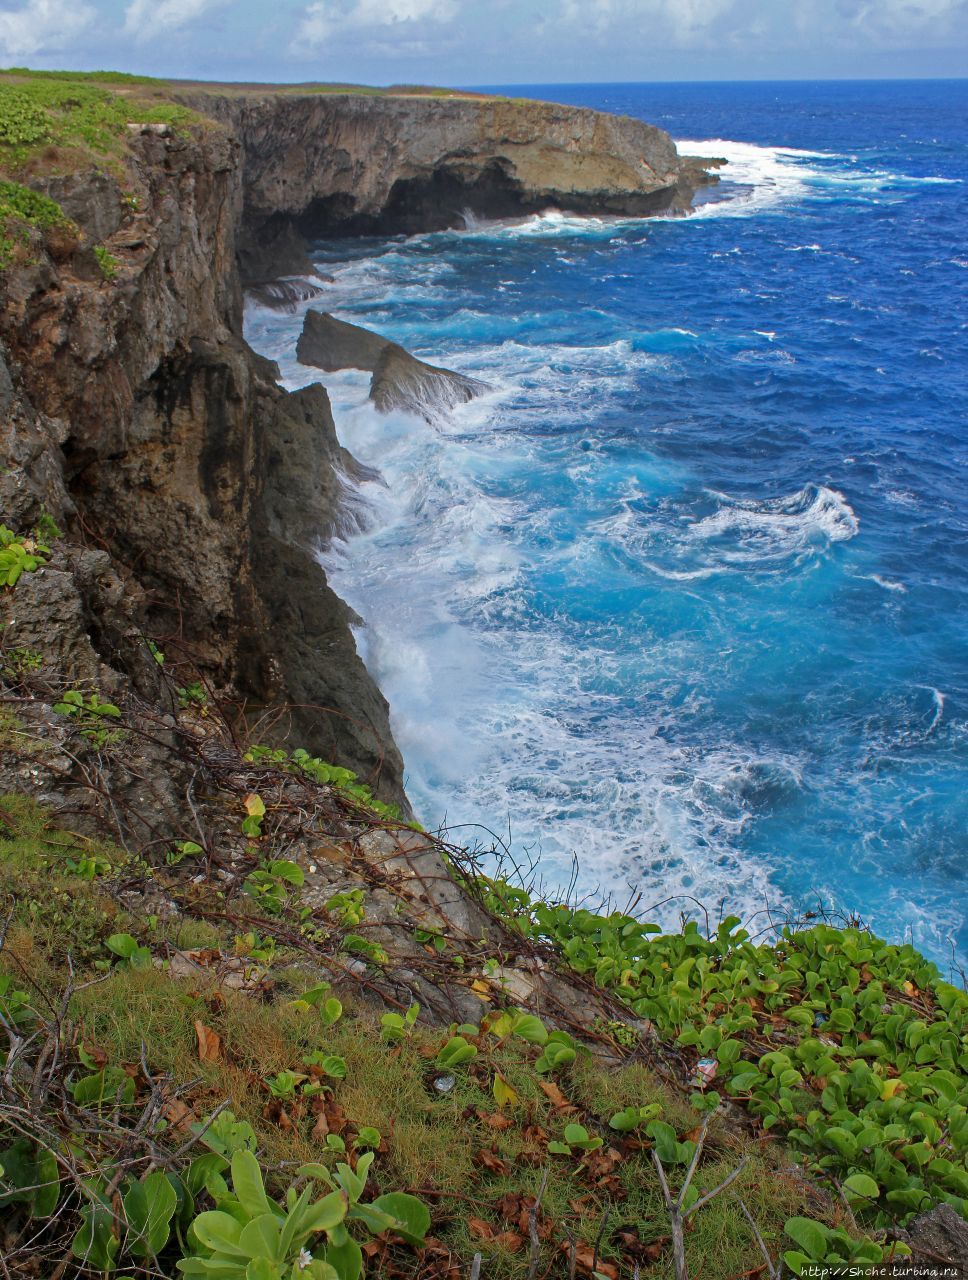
[0,0,965,84]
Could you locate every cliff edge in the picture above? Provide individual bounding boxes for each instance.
[177,89,712,280]
[0,72,713,813]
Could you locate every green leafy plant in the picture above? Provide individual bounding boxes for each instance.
[234,932,277,965]
[0,181,75,267]
[303,1052,348,1080]
[68,1049,136,1109]
[241,793,267,839]
[325,889,364,927]
[434,1034,477,1071]
[782,1214,910,1275]
[177,681,208,709]
[105,932,151,968]
[94,243,118,279]
[609,1102,663,1133]
[547,1123,604,1157]
[353,1127,381,1150]
[0,1138,59,1218]
[178,1148,429,1279]
[167,839,204,866]
[0,522,51,586]
[245,859,303,915]
[193,1110,258,1158]
[0,974,34,1037]
[0,646,43,678]
[476,880,968,1230]
[380,1001,419,1043]
[52,689,123,747]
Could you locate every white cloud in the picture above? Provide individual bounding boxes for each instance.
[291,0,458,54]
[558,0,741,45]
[556,0,966,48]
[0,0,95,59]
[124,0,222,40]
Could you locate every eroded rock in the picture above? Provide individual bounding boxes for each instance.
[297,310,490,423]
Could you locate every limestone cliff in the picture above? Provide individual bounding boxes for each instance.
[176,90,711,280]
[0,116,407,812]
[1,82,713,818]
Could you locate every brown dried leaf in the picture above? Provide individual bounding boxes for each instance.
[582,1146,623,1177]
[468,1218,496,1240]
[537,1079,571,1108]
[194,1021,221,1063]
[81,1042,108,1069]
[568,1194,601,1215]
[161,1096,195,1133]
[560,1244,619,1279]
[494,1232,525,1253]
[494,1192,526,1221]
[477,1109,514,1131]
[474,1149,512,1176]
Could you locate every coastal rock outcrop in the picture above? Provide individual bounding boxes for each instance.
[370,344,488,422]
[296,309,394,372]
[179,91,716,280]
[0,122,407,813]
[1,84,714,818]
[297,308,490,423]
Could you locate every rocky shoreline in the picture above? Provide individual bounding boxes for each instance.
[1,83,715,818]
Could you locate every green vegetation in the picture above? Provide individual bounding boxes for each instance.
[0,517,57,584]
[478,880,968,1234]
[245,744,401,822]
[0,70,198,172]
[0,660,959,1276]
[53,688,124,747]
[94,243,119,278]
[0,794,896,1280]
[2,67,158,84]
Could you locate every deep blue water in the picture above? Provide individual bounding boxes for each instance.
[245,81,968,970]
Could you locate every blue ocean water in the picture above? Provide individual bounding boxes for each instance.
[245,80,968,969]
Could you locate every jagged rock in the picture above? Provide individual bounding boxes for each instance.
[296,309,395,372]
[235,218,319,284]
[0,124,408,811]
[33,170,123,248]
[370,343,489,423]
[892,1204,968,1277]
[247,276,330,311]
[297,310,489,423]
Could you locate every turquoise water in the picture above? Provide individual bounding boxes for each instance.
[245,81,968,970]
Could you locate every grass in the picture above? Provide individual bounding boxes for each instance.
[94,243,119,279]
[0,177,73,266]
[0,70,200,175]
[0,793,835,1279]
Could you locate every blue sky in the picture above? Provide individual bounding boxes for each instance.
[0,0,965,83]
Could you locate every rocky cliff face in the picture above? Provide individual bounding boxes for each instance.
[1,86,712,819]
[179,91,709,281]
[0,118,407,812]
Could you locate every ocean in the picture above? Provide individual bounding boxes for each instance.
[244,80,968,971]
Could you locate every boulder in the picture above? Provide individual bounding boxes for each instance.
[297,310,490,423]
[296,309,395,372]
[370,344,489,423]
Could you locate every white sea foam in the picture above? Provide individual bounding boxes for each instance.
[866,573,908,594]
[239,142,961,953]
[598,484,859,578]
[688,485,859,555]
[673,138,959,220]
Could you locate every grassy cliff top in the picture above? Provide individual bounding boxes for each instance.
[0,68,522,179]
[0,68,203,174]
